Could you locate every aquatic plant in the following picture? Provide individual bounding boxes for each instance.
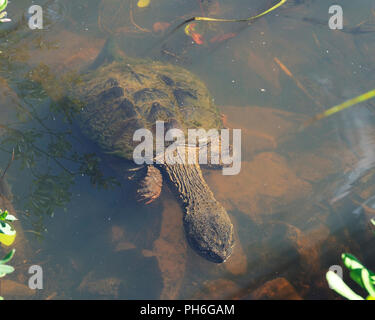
[304,89,375,128]
[0,209,17,246]
[0,249,15,300]
[0,208,16,300]
[0,0,11,23]
[326,253,375,300]
[0,63,120,235]
[137,0,150,8]
[181,0,287,44]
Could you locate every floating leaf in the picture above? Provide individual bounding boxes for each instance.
[0,232,16,246]
[137,0,150,8]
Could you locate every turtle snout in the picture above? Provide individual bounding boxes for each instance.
[183,202,235,263]
[206,239,234,263]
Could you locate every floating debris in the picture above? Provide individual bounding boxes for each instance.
[137,0,150,8]
[180,0,287,44]
[304,89,375,128]
[184,23,204,45]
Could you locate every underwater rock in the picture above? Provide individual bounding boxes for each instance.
[288,137,358,186]
[111,225,125,243]
[0,280,35,299]
[261,221,320,276]
[153,22,171,33]
[233,47,281,92]
[26,30,105,72]
[224,216,248,276]
[207,153,312,223]
[191,279,240,300]
[246,220,323,295]
[248,277,302,300]
[220,106,305,161]
[110,225,136,252]
[289,152,339,183]
[142,193,187,300]
[77,271,122,299]
[115,241,137,252]
[45,292,58,300]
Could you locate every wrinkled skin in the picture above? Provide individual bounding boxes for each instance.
[69,40,235,263]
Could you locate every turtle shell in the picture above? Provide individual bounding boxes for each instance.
[71,57,223,160]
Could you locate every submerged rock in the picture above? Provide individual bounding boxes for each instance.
[248,277,302,300]
[260,221,320,277]
[142,194,187,300]
[207,152,312,223]
[220,105,305,161]
[78,271,122,299]
[110,225,136,252]
[191,279,240,300]
[224,216,248,276]
[0,280,35,299]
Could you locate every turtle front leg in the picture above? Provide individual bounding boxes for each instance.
[136,165,163,204]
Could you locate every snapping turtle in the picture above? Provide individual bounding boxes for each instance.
[69,39,234,263]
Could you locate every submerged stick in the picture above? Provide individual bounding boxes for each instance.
[184,0,287,24]
[274,57,324,110]
[157,0,288,49]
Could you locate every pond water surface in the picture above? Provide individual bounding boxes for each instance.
[0,0,375,300]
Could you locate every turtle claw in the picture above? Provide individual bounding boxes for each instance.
[136,166,163,204]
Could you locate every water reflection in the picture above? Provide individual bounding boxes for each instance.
[0,0,374,299]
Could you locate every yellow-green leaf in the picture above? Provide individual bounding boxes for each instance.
[137,0,150,8]
[0,232,16,246]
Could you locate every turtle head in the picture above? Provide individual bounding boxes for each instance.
[161,160,235,263]
[183,196,235,263]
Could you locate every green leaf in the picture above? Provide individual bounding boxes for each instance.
[326,271,364,300]
[0,0,8,13]
[0,249,15,264]
[0,210,8,221]
[0,221,16,235]
[0,264,15,275]
[362,268,375,297]
[342,253,366,271]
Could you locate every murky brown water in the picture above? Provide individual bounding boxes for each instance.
[0,0,375,299]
